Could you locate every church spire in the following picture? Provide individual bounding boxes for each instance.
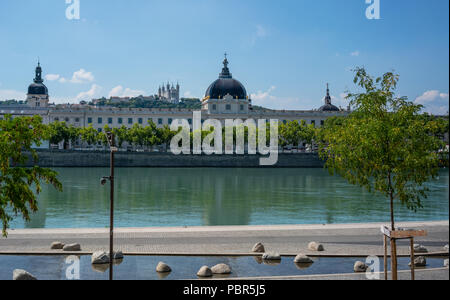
[325,83,331,105]
[34,60,43,84]
[219,52,232,79]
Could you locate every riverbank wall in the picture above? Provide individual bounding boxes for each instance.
[25,150,325,168]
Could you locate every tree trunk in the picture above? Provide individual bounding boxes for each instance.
[389,192,395,231]
[388,172,395,231]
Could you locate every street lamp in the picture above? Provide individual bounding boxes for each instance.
[100,131,117,280]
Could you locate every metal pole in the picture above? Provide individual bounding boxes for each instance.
[383,235,388,280]
[109,133,115,281]
[410,238,415,280]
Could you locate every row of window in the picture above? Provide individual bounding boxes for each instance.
[211,104,245,111]
[54,117,176,126]
[4,116,324,127]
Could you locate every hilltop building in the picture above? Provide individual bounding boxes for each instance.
[158,82,180,103]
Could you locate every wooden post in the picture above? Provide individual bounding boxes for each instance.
[384,235,388,280]
[410,238,415,281]
[391,238,398,280]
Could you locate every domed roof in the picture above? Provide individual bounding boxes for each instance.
[28,83,48,95]
[27,62,48,95]
[319,103,340,112]
[205,55,247,99]
[319,84,339,112]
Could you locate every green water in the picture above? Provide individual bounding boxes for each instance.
[9,168,449,229]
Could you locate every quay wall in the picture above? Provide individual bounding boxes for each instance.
[25,150,325,168]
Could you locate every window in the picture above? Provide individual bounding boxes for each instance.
[240,105,244,111]
[98,128,102,133]
[311,120,316,127]
[128,118,133,124]
[87,117,92,124]
[138,118,143,125]
[168,118,172,125]
[98,117,103,124]
[65,118,70,122]
[108,118,113,124]
[283,120,287,125]
[158,118,163,125]
[212,104,217,110]
[118,118,123,124]
[75,118,80,123]
[55,117,60,122]
[321,120,325,126]
[188,119,192,125]
[226,104,231,110]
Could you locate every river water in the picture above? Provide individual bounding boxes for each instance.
[9,168,449,229]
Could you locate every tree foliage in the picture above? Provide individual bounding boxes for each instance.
[317,68,448,230]
[0,115,62,236]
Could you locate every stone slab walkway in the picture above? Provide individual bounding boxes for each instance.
[1,221,448,257]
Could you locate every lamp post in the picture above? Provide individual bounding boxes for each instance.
[101,131,117,280]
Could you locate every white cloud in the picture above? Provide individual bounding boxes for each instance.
[415,90,448,104]
[45,74,61,81]
[108,85,145,98]
[76,84,102,101]
[350,51,360,57]
[414,90,449,115]
[251,86,313,110]
[70,69,95,83]
[0,89,26,100]
[415,90,440,104]
[251,86,276,101]
[55,69,95,84]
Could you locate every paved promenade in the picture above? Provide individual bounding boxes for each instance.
[1,221,448,257]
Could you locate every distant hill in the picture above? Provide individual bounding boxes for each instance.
[89,97,203,109]
[0,99,26,106]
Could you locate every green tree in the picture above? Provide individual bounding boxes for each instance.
[48,121,70,149]
[144,121,161,150]
[67,125,80,148]
[317,68,448,231]
[0,115,62,236]
[80,125,98,146]
[158,125,176,151]
[112,126,129,149]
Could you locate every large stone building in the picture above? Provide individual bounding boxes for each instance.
[1,58,348,139]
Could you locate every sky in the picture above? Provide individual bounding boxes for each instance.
[0,0,448,114]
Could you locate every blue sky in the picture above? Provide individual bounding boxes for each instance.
[0,0,448,114]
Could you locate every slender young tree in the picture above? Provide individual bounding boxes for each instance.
[317,68,448,231]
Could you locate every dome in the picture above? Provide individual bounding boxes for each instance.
[205,78,247,99]
[205,55,247,99]
[319,103,340,112]
[28,83,48,95]
[27,62,48,95]
[319,84,339,112]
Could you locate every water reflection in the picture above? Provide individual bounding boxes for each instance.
[8,168,448,229]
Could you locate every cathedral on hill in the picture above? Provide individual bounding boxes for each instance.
[158,82,180,104]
